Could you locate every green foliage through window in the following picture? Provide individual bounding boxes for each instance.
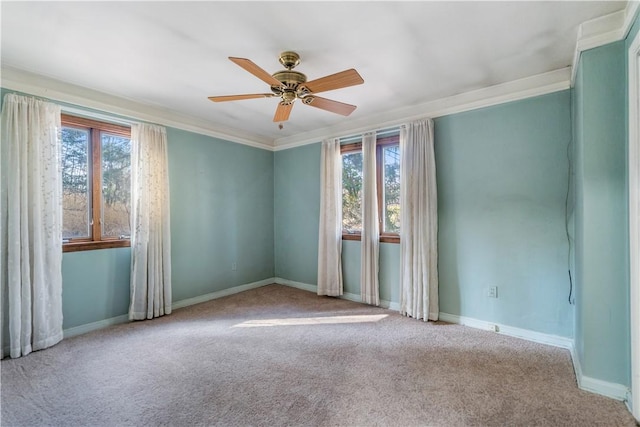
[61,127,90,238]
[101,133,131,238]
[342,151,363,233]
[340,135,400,239]
[383,145,400,233]
[61,115,131,247]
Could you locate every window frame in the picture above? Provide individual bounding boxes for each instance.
[340,134,400,244]
[376,135,401,243]
[61,114,132,252]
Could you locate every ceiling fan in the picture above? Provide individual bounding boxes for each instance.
[208,51,364,123]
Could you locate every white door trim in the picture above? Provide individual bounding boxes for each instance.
[628,26,640,421]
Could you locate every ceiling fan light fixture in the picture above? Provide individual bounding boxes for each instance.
[208,51,364,123]
[281,91,297,105]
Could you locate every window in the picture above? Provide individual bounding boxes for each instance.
[341,134,400,243]
[341,148,363,234]
[61,114,131,252]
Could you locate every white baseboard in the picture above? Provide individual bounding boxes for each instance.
[438,312,573,349]
[62,277,276,339]
[568,344,631,402]
[63,314,130,339]
[171,277,275,310]
[274,277,400,311]
[577,376,631,403]
[386,301,401,311]
[438,312,497,332]
[274,277,317,293]
[624,390,634,415]
[341,291,401,311]
[439,312,631,403]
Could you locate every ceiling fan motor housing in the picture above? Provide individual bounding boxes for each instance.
[271,70,308,104]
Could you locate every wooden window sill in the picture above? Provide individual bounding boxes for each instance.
[342,233,361,241]
[342,234,400,244]
[63,239,131,252]
[380,235,400,244]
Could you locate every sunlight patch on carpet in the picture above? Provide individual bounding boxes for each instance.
[232,314,388,328]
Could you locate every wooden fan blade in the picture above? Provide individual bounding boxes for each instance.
[229,57,282,87]
[302,96,356,116]
[302,69,364,94]
[208,94,274,102]
[273,102,293,122]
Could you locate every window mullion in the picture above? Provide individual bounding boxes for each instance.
[91,129,102,241]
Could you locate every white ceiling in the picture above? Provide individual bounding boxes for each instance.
[0,1,628,147]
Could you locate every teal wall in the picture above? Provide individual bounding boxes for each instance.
[573,62,585,371]
[273,143,402,305]
[63,127,274,328]
[1,89,275,330]
[168,128,274,303]
[572,41,629,386]
[274,91,573,337]
[273,143,321,285]
[61,248,131,328]
[436,90,573,337]
[61,128,275,329]
[341,240,401,303]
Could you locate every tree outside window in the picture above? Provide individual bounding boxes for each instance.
[61,114,131,252]
[341,134,400,243]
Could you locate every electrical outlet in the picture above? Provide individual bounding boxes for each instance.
[231,262,237,271]
[487,286,498,298]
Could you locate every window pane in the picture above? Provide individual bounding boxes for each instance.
[101,133,131,238]
[383,144,400,233]
[342,151,363,233]
[61,127,90,239]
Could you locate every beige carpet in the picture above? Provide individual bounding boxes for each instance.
[1,284,636,426]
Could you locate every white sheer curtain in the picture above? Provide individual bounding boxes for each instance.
[0,94,63,358]
[129,123,172,320]
[317,138,343,296]
[399,118,439,321]
[361,132,379,305]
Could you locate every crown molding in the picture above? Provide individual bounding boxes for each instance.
[571,2,639,85]
[0,66,275,151]
[2,64,570,154]
[274,67,570,151]
[624,1,640,40]
[3,2,633,152]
